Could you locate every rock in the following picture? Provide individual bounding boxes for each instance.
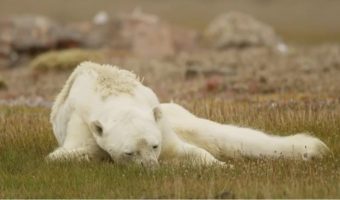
[30,48,104,72]
[205,75,224,92]
[67,17,121,49]
[203,11,286,51]
[171,26,198,52]
[117,9,175,58]
[0,15,84,67]
[101,9,197,58]
[69,9,189,58]
[0,12,198,65]
[0,15,83,52]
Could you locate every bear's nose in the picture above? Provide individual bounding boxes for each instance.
[141,159,159,170]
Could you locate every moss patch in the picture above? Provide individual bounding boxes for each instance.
[0,77,7,90]
[30,48,104,72]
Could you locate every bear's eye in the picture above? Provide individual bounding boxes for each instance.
[125,152,134,156]
[152,145,159,150]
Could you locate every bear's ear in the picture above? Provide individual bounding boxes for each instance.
[91,120,103,136]
[153,107,162,122]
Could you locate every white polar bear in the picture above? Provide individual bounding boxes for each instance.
[47,61,329,166]
[48,61,223,167]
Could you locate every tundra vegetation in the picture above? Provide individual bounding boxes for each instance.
[0,4,340,198]
[0,100,339,198]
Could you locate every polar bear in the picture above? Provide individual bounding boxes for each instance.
[47,61,223,167]
[47,61,329,166]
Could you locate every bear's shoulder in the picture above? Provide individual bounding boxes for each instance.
[51,62,141,122]
[76,61,141,97]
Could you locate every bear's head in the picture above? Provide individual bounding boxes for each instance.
[90,107,162,168]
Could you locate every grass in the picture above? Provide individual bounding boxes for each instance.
[0,100,339,198]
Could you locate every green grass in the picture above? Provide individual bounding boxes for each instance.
[0,100,339,198]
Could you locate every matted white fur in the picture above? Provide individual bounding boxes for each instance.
[48,61,223,166]
[160,103,330,160]
[51,62,139,122]
[47,61,330,167]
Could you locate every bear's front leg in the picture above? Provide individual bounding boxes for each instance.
[46,147,107,162]
[161,137,230,167]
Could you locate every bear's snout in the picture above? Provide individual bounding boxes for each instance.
[141,159,159,169]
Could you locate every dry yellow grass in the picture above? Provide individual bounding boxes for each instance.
[0,99,339,198]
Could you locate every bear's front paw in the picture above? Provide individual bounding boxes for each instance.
[46,148,92,162]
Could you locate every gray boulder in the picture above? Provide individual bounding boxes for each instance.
[203,12,286,52]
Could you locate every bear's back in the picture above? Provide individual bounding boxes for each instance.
[78,62,140,98]
[51,62,141,122]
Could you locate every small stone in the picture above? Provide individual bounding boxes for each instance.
[185,68,199,79]
[259,75,267,83]
[205,75,224,92]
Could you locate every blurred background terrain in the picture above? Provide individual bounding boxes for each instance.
[0,0,339,105]
[2,0,340,44]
